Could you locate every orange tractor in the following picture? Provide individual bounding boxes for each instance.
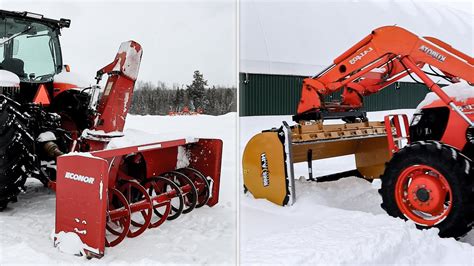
[243,26,474,238]
[0,10,222,257]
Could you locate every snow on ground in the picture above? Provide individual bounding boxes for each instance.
[240,110,474,265]
[0,113,237,265]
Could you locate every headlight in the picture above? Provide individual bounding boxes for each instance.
[410,113,422,126]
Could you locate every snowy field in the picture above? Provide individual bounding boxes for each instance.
[240,110,474,265]
[0,113,237,265]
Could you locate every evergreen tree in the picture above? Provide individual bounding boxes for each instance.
[129,75,236,116]
[186,70,208,111]
[173,88,185,111]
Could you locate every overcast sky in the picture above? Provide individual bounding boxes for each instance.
[2,0,237,87]
[240,0,473,76]
[1,0,470,85]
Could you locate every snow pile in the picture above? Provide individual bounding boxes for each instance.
[36,131,57,142]
[176,146,190,169]
[116,41,143,80]
[53,231,96,256]
[417,81,474,109]
[0,69,20,87]
[60,151,96,158]
[0,113,236,264]
[241,179,473,265]
[82,129,124,138]
[54,70,91,88]
[240,110,473,265]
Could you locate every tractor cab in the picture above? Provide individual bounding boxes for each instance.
[0,10,70,103]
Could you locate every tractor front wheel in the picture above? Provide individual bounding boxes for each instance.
[0,96,35,210]
[380,141,473,238]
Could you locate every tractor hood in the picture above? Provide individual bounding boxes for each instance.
[0,69,20,87]
[54,70,91,89]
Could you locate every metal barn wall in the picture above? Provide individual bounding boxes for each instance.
[240,73,431,116]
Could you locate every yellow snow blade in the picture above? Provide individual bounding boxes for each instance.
[242,131,289,206]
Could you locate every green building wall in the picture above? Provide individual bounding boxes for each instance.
[239,73,431,116]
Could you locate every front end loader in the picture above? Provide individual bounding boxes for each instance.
[242,26,474,238]
[0,10,223,258]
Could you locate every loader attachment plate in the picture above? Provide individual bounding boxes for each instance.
[242,130,289,206]
[243,120,392,206]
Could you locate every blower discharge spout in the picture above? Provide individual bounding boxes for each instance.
[84,41,143,151]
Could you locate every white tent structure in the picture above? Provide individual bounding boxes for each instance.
[240,0,473,76]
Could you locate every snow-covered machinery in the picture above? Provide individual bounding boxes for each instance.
[243,26,474,238]
[55,138,222,258]
[0,10,223,257]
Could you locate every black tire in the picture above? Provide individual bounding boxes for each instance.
[380,141,474,238]
[0,96,35,210]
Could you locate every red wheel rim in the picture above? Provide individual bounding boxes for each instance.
[119,181,153,238]
[142,177,172,228]
[105,188,131,247]
[395,164,452,226]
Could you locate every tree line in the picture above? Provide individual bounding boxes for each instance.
[129,70,236,115]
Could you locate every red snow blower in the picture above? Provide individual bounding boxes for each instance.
[50,35,223,259]
[55,137,222,258]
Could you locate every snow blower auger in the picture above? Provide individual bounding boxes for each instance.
[243,25,474,238]
[55,138,222,258]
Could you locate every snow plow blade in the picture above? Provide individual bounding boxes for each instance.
[55,138,222,258]
[242,121,391,206]
[242,130,289,206]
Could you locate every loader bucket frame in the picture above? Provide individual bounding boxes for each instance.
[242,121,393,206]
[55,138,222,258]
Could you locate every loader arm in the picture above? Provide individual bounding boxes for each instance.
[297,26,474,121]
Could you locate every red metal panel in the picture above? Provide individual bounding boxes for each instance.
[142,146,179,177]
[91,139,187,158]
[55,155,109,257]
[187,139,223,207]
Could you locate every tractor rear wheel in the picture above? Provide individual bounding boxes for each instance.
[0,97,35,210]
[380,141,473,238]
